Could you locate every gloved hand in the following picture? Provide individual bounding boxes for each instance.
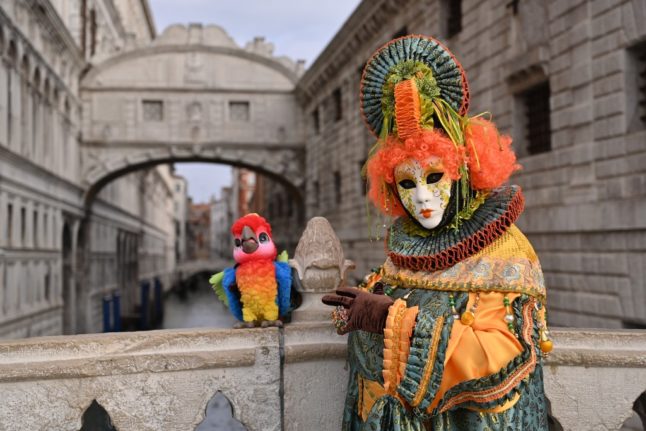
[322,286,394,334]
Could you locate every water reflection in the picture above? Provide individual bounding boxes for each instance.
[163,275,237,329]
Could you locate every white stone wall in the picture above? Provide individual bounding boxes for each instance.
[111,0,155,46]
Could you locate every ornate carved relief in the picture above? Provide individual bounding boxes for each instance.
[185,52,207,85]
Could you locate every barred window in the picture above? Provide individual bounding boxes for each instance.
[521,82,552,155]
[334,171,342,205]
[332,88,342,122]
[229,101,250,122]
[312,108,320,134]
[627,42,646,131]
[142,100,163,122]
[445,0,462,38]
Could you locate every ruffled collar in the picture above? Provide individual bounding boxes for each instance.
[386,186,525,272]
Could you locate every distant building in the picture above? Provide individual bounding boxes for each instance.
[171,172,189,263]
[211,187,234,259]
[187,201,211,260]
[0,0,174,337]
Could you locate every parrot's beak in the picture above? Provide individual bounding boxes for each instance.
[241,226,259,254]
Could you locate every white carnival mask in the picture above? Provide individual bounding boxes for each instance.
[394,157,452,230]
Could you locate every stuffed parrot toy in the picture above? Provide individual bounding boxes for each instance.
[210,213,292,328]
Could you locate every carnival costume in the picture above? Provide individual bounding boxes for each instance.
[323,35,552,430]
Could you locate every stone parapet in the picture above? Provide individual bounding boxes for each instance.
[0,326,644,430]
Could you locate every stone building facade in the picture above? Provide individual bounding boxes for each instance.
[171,171,188,263]
[0,0,177,338]
[187,202,210,260]
[296,0,646,329]
[210,186,233,260]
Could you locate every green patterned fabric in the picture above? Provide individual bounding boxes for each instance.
[342,289,548,431]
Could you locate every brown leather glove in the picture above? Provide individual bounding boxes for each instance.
[322,286,394,334]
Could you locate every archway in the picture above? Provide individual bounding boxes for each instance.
[73,24,305,333]
[79,23,305,211]
[83,155,304,216]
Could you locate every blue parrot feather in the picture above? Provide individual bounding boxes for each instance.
[222,267,243,321]
[274,261,292,316]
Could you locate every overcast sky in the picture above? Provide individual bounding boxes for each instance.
[150,0,361,202]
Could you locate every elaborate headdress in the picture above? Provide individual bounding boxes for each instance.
[361,35,520,230]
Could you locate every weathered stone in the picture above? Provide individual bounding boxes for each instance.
[0,328,281,431]
[289,217,355,322]
[0,326,644,431]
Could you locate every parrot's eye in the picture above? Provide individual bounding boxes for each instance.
[259,233,269,243]
[234,238,241,247]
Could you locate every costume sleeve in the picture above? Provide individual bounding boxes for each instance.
[393,292,540,416]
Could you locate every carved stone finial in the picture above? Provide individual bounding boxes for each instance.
[289,217,355,322]
[290,217,355,292]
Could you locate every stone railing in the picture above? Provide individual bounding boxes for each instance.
[1,217,644,430]
[0,325,645,430]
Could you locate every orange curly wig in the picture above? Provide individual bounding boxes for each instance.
[464,119,521,190]
[366,120,521,217]
[366,129,465,217]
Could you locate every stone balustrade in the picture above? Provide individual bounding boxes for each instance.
[0,324,644,430]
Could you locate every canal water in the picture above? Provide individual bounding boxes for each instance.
[162,277,237,329]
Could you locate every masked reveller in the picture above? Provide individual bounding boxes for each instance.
[322,35,552,430]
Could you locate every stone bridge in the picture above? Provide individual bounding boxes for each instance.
[80,24,306,206]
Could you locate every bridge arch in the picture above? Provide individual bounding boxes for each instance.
[80,24,305,209]
[83,147,304,212]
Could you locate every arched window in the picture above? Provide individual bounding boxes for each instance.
[20,54,30,155]
[42,78,51,162]
[48,86,59,165]
[7,40,17,147]
[32,68,41,159]
[62,98,71,173]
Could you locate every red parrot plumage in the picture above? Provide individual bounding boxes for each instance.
[211,213,292,326]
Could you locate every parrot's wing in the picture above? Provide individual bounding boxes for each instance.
[274,261,292,317]
[277,250,289,263]
[222,267,243,321]
[209,271,228,307]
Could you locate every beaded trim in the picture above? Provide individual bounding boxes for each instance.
[410,315,445,407]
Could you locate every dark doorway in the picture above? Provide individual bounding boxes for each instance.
[62,222,74,334]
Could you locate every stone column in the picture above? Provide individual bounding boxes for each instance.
[289,217,354,322]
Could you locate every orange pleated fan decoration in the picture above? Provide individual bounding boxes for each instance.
[394,79,422,141]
